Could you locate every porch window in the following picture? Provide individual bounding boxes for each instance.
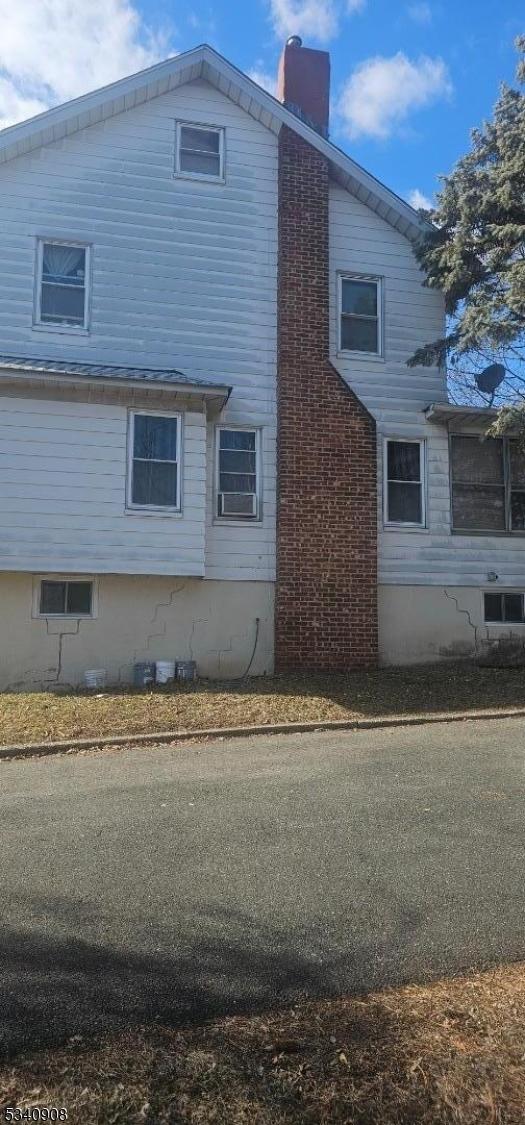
[450,435,525,532]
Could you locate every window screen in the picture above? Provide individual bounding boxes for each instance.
[40,580,93,616]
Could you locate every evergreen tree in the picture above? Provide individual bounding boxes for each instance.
[409,37,525,418]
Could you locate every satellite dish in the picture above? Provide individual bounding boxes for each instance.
[475,363,506,398]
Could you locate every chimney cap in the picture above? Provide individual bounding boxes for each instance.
[286,35,303,47]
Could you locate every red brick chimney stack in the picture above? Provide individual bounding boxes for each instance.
[276,36,330,137]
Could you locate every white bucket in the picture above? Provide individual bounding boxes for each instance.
[155,660,176,685]
[84,668,107,690]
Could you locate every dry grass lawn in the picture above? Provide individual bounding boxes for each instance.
[1,963,524,1123]
[0,661,525,746]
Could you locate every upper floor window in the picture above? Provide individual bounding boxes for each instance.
[128,412,181,511]
[450,435,525,533]
[384,439,426,527]
[175,122,224,181]
[339,274,382,355]
[216,427,260,519]
[35,240,89,329]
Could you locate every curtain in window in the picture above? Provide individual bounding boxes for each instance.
[42,244,85,281]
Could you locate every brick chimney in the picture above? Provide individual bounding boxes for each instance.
[276,36,330,137]
[274,42,378,672]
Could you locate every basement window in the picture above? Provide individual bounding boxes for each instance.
[484,592,525,624]
[175,122,224,180]
[339,274,382,355]
[39,579,93,617]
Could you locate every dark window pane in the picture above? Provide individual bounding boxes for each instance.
[511,491,525,530]
[180,127,220,153]
[219,430,256,451]
[340,316,378,353]
[450,436,503,484]
[219,450,256,474]
[388,481,422,523]
[510,442,525,487]
[484,593,503,622]
[504,593,524,622]
[133,416,177,461]
[66,582,92,615]
[41,283,85,324]
[132,461,178,506]
[341,279,377,316]
[452,484,506,530]
[42,244,85,281]
[40,581,66,614]
[219,472,256,493]
[179,150,221,175]
[387,442,420,483]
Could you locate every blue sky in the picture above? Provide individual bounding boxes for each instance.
[0,0,522,210]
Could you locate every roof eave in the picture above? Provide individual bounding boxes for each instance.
[0,365,231,408]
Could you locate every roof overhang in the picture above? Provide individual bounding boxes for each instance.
[425,402,499,430]
[0,357,231,410]
[0,44,430,244]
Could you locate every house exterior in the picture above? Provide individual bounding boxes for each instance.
[0,39,521,690]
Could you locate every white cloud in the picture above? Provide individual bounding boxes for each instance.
[407,1,433,23]
[337,52,452,140]
[347,0,366,10]
[0,0,174,130]
[269,0,339,43]
[408,188,433,210]
[248,67,278,96]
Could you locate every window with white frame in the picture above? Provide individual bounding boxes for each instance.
[128,412,181,510]
[35,240,89,328]
[484,591,525,624]
[175,122,224,180]
[339,274,381,355]
[38,578,93,617]
[216,427,259,518]
[384,439,425,526]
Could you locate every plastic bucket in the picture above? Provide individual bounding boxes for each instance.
[177,660,197,683]
[84,669,107,690]
[133,661,155,687]
[155,660,176,685]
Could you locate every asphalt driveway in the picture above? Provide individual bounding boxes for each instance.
[1,716,524,1053]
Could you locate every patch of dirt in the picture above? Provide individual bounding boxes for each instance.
[1,662,525,747]
[1,963,524,1123]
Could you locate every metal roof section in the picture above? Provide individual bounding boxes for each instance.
[425,402,499,427]
[0,45,429,243]
[0,354,231,407]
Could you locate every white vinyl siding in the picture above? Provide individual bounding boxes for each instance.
[0,79,277,582]
[175,121,224,181]
[0,393,206,577]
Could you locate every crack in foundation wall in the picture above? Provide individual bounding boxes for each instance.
[117,581,187,683]
[442,589,489,655]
